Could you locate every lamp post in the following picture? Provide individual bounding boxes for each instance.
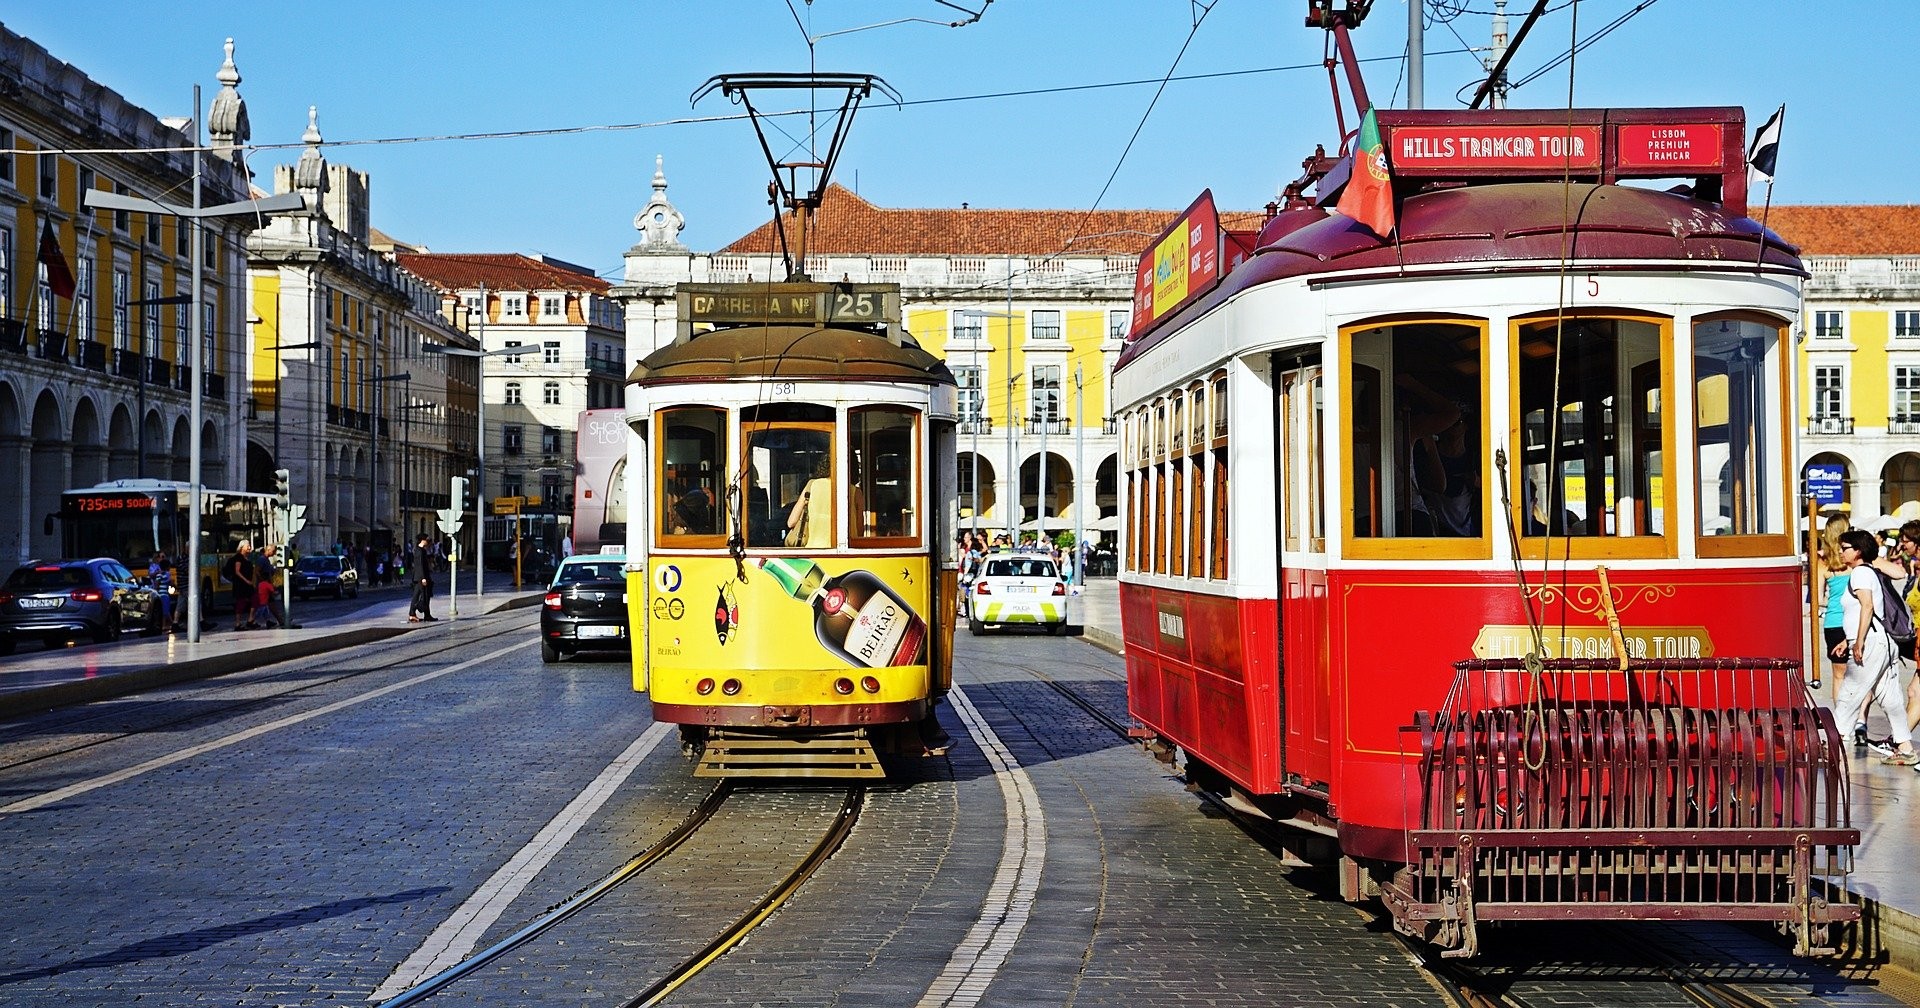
[362,368,411,548]
[83,102,302,644]
[424,332,533,612]
[126,293,192,478]
[1074,364,1085,586]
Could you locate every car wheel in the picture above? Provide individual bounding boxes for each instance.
[348,588,359,599]
[541,639,561,663]
[92,608,120,644]
[0,635,13,656]
[969,617,985,636]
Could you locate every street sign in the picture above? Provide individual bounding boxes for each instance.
[492,496,525,514]
[1807,465,1845,506]
[435,507,464,535]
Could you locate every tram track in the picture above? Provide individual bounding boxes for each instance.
[375,782,866,1007]
[0,612,534,773]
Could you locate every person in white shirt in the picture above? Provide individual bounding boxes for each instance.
[1832,529,1916,765]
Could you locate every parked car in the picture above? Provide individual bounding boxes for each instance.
[290,555,360,599]
[541,554,630,663]
[0,558,162,653]
[968,552,1070,635]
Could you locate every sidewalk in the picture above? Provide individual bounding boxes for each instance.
[0,572,542,719]
[1069,578,1920,970]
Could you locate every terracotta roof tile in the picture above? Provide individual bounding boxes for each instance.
[1761,206,1920,256]
[718,184,1267,258]
[396,252,611,293]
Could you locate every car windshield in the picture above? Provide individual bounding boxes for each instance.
[558,562,623,583]
[294,557,339,573]
[985,558,1056,579]
[5,566,89,590]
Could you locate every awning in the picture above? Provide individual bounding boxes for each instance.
[1090,515,1121,531]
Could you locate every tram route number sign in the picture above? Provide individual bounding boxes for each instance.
[680,282,897,326]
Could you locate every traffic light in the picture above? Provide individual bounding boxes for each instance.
[451,476,469,513]
[273,468,291,507]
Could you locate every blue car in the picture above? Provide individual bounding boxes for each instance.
[0,558,162,652]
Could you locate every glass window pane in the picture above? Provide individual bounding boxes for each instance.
[1348,322,1484,538]
[1517,317,1664,537]
[1694,318,1781,536]
[660,407,724,539]
[744,423,833,548]
[849,407,919,542]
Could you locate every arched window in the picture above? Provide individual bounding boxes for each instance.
[543,381,561,405]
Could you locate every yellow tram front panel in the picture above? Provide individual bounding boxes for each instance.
[640,554,935,726]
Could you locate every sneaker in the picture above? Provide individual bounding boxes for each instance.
[1883,751,1919,766]
[1856,724,1871,748]
[1868,739,1897,758]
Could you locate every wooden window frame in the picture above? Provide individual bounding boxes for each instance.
[849,405,923,549]
[1691,309,1794,559]
[656,405,729,549]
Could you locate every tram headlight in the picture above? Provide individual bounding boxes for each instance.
[860,676,881,694]
[696,678,716,696]
[833,677,855,695]
[721,679,742,696]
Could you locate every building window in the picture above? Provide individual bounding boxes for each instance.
[142,279,160,352]
[177,216,190,257]
[1814,310,1845,340]
[113,185,129,233]
[1109,310,1131,342]
[1031,365,1061,424]
[0,128,12,183]
[952,310,984,342]
[1897,311,1920,339]
[543,340,560,364]
[0,226,9,318]
[1031,309,1062,340]
[502,475,523,498]
[463,293,482,313]
[504,381,522,405]
[145,209,161,246]
[112,269,130,348]
[503,294,526,317]
[503,424,523,455]
[541,294,564,318]
[541,426,562,455]
[956,365,984,422]
[174,289,188,359]
[1813,366,1844,419]
[39,154,57,200]
[543,381,561,405]
[203,303,214,365]
[1895,367,1920,431]
[74,256,93,343]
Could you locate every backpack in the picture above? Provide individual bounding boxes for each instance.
[1871,567,1917,644]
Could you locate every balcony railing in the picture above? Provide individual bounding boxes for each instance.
[148,358,171,385]
[203,371,226,400]
[1891,414,1920,435]
[1807,415,1854,435]
[77,339,107,372]
[1026,418,1070,435]
[36,329,68,363]
[1102,417,1118,435]
[959,417,993,435]
[586,357,624,377]
[0,319,25,354]
[114,347,143,379]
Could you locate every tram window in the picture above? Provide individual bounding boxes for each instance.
[850,406,919,544]
[1171,393,1185,454]
[1190,383,1206,450]
[1187,456,1205,576]
[1347,321,1485,539]
[1151,466,1165,573]
[1694,317,1784,538]
[1517,316,1665,538]
[743,422,833,548]
[1169,458,1186,576]
[659,407,724,542]
[1212,451,1229,578]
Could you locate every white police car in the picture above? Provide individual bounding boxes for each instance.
[968,553,1069,636]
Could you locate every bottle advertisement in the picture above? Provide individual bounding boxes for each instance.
[645,554,930,675]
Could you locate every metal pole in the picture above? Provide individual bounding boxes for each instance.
[473,283,486,610]
[371,362,380,549]
[970,328,979,537]
[1074,364,1084,586]
[186,83,205,643]
[1005,253,1016,545]
[1039,360,1049,547]
[1408,0,1424,109]
[136,317,146,477]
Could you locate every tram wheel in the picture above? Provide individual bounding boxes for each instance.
[541,639,561,663]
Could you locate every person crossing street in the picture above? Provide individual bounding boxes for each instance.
[407,535,438,622]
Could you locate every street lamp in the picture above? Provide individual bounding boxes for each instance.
[83,102,303,644]
[423,335,534,610]
[362,368,411,547]
[126,293,192,478]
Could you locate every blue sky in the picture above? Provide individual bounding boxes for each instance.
[5,2,1910,280]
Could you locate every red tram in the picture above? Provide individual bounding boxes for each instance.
[1114,9,1855,956]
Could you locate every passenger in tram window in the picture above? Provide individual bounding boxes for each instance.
[740,465,777,546]
[669,477,715,535]
[786,457,832,548]
[1398,373,1478,536]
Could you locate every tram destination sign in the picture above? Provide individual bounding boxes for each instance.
[1375,108,1742,182]
[678,282,899,326]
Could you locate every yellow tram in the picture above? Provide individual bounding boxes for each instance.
[623,281,958,777]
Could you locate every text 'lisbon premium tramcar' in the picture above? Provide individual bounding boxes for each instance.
[1114,2,1856,957]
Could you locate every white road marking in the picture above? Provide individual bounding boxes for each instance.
[0,639,537,816]
[918,684,1047,1008]
[367,722,673,1001]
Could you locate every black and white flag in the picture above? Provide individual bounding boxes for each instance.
[1747,104,1784,188]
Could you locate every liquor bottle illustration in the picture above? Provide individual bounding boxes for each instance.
[752,557,927,668]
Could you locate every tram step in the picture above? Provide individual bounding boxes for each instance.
[696,731,886,779]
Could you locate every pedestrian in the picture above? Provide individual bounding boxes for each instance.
[1831,529,1917,765]
[224,540,259,631]
[253,545,294,629]
[407,534,438,622]
[148,551,178,633]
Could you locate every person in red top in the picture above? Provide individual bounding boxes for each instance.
[223,540,259,631]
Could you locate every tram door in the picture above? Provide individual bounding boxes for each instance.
[1275,358,1332,783]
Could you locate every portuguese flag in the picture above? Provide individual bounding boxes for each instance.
[1336,106,1395,239]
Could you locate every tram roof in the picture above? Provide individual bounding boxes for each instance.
[1118,181,1804,369]
[627,323,955,386]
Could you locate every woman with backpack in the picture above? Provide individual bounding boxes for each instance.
[1832,529,1918,765]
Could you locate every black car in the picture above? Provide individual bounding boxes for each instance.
[540,555,630,663]
[0,558,162,653]
[290,555,360,599]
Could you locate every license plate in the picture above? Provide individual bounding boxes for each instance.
[1008,585,1035,594]
[578,625,623,639]
[17,597,63,609]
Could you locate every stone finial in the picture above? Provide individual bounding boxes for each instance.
[632,154,688,251]
[293,106,328,213]
[207,37,251,159]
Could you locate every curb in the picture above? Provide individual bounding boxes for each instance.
[1082,624,1124,656]
[0,626,408,720]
